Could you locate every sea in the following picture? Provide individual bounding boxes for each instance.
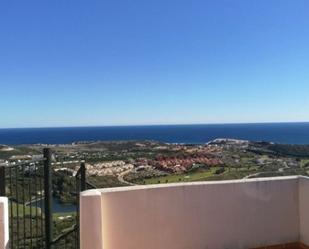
[0,122,309,145]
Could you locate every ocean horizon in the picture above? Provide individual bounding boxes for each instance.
[0,122,309,145]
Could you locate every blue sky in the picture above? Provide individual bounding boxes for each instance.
[1,0,309,128]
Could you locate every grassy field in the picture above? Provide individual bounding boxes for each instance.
[88,175,128,188]
[10,202,42,217]
[11,202,77,219]
[134,166,260,185]
[138,167,220,184]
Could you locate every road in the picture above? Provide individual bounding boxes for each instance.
[118,169,136,186]
[243,162,290,179]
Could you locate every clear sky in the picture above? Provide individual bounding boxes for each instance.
[1,0,309,128]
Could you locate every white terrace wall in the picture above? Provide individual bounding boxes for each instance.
[0,197,9,249]
[80,176,309,249]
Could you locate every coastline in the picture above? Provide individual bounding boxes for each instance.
[0,122,309,145]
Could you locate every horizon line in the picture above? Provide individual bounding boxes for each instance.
[1,121,309,130]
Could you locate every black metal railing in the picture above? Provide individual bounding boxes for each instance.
[0,148,96,249]
[51,225,79,249]
[0,158,46,249]
[51,162,86,249]
[51,161,97,249]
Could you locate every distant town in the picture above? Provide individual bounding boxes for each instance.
[1,139,309,196]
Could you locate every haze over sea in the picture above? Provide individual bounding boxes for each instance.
[0,122,308,145]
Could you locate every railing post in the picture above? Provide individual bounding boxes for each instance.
[44,148,53,249]
[80,162,86,192]
[0,166,5,196]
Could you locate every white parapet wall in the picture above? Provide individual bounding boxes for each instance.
[80,176,309,249]
[0,197,9,249]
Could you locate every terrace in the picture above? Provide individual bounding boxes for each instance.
[80,176,309,249]
[1,175,309,249]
